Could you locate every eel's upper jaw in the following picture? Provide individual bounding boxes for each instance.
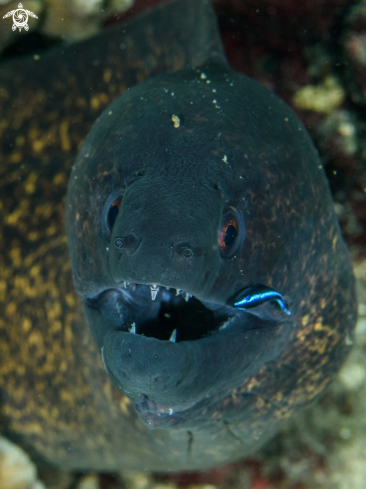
[84,281,293,430]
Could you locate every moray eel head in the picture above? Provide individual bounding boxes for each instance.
[66,64,299,429]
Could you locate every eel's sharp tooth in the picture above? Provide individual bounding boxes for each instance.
[184,292,192,302]
[123,281,130,289]
[169,329,177,342]
[150,285,159,301]
[219,318,231,331]
[176,289,182,296]
[129,322,136,334]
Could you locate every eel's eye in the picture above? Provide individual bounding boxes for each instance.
[102,188,124,241]
[218,207,245,258]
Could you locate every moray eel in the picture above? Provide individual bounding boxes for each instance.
[0,0,357,473]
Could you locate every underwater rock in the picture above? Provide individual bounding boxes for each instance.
[0,436,45,489]
[41,0,133,41]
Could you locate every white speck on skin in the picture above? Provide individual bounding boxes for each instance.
[171,114,180,128]
[200,72,207,79]
[222,155,228,164]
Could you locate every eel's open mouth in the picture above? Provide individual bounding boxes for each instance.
[84,282,293,430]
[86,282,237,344]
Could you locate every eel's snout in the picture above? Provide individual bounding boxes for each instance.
[109,232,219,301]
[106,176,223,301]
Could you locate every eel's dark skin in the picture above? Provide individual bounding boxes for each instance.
[0,0,357,473]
